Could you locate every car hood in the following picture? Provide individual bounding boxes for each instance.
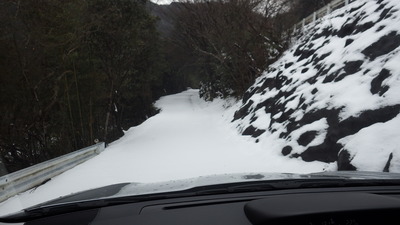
[24,171,400,210]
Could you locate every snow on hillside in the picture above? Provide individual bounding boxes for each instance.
[233,0,400,172]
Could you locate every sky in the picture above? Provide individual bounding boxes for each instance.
[150,0,174,5]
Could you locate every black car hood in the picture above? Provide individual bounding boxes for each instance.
[19,171,400,211]
[21,172,301,209]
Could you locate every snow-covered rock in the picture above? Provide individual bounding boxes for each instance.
[233,0,400,172]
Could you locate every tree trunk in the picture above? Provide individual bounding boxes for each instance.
[103,80,114,143]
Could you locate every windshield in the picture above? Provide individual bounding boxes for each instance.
[1,0,400,217]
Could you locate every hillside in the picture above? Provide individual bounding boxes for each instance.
[233,0,400,172]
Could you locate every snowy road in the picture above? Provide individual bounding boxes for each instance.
[0,89,328,215]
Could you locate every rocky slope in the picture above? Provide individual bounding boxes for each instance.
[233,0,400,172]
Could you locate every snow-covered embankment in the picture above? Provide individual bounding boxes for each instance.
[233,0,400,172]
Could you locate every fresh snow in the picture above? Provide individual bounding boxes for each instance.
[0,89,328,216]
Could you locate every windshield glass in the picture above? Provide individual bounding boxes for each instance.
[1,0,400,217]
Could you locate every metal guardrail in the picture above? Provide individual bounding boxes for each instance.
[0,142,105,203]
[292,0,356,34]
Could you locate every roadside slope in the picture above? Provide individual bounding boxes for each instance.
[233,0,400,171]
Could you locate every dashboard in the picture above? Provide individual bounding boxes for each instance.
[21,185,400,225]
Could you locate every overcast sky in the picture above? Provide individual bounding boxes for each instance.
[150,0,174,5]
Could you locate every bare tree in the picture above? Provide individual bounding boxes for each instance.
[174,0,292,99]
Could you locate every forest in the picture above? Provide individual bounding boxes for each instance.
[0,0,333,173]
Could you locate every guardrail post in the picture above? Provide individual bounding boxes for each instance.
[95,142,105,154]
[345,0,349,5]
[302,19,305,28]
[313,12,317,22]
[327,3,332,14]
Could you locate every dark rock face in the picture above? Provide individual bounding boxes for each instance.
[301,143,343,163]
[343,61,363,74]
[362,31,400,60]
[282,146,292,156]
[233,100,254,121]
[242,126,266,138]
[337,150,357,171]
[336,17,361,38]
[383,153,393,172]
[297,131,318,146]
[345,38,354,46]
[233,0,400,171]
[370,69,391,96]
[339,105,400,137]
